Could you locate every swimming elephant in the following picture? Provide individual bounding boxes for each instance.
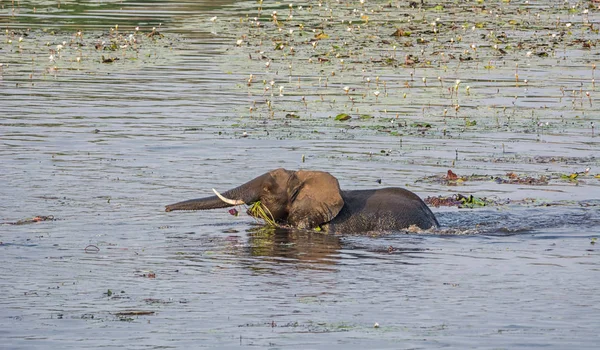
[165,168,439,233]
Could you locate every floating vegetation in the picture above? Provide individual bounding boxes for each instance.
[419,170,550,186]
[114,310,155,321]
[114,310,155,317]
[420,169,600,186]
[1,215,55,225]
[470,156,597,165]
[189,0,600,150]
[495,172,549,185]
[334,113,351,121]
[425,194,500,208]
[426,195,600,209]
[238,319,356,333]
[2,23,179,81]
[134,270,156,278]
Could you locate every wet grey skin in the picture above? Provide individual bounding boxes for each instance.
[165,168,439,233]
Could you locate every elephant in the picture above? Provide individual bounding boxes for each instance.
[165,168,439,233]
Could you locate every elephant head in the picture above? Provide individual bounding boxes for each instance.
[165,168,344,230]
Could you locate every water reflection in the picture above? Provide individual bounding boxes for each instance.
[0,0,238,28]
[246,226,341,265]
[163,225,343,271]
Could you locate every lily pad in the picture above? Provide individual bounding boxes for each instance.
[334,113,351,121]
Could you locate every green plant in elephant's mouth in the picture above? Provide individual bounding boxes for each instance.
[248,201,278,227]
[248,202,325,232]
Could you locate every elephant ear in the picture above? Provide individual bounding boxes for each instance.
[287,170,344,230]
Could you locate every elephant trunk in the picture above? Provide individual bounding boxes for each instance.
[165,173,267,212]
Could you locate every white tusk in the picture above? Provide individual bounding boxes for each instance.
[213,188,245,206]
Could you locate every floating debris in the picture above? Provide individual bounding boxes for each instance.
[114,310,155,316]
[495,172,549,185]
[84,245,100,253]
[446,170,459,181]
[137,272,156,278]
[425,195,462,207]
[101,55,120,63]
[425,194,502,208]
[420,170,549,186]
[391,28,411,37]
[2,215,55,225]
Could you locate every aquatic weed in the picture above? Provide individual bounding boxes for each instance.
[248,201,277,226]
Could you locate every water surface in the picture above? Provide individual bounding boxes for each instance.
[1,1,599,349]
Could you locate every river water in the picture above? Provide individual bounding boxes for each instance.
[1,1,599,349]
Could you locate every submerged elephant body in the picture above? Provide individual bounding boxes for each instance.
[165,168,439,233]
[324,188,439,233]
